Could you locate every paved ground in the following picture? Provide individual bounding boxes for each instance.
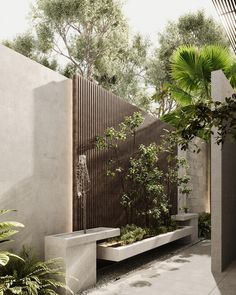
[84,240,236,295]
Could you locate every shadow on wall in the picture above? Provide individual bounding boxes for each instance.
[0,80,72,259]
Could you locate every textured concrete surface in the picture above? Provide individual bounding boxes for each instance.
[83,241,236,295]
[211,70,236,272]
[178,138,209,214]
[0,44,72,258]
[45,228,120,294]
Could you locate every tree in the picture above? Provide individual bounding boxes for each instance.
[31,0,149,105]
[3,0,149,107]
[3,33,58,71]
[148,10,230,117]
[161,45,236,148]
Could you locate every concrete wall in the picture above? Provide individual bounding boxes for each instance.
[0,45,73,258]
[178,138,209,214]
[211,70,236,272]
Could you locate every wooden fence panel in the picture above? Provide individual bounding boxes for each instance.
[73,75,177,230]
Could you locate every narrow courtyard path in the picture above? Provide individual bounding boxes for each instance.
[83,241,236,295]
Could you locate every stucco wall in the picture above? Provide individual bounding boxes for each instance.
[211,70,236,272]
[178,139,209,214]
[0,45,72,258]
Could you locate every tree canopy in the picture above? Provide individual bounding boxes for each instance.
[2,6,231,112]
[148,10,230,88]
[147,10,230,117]
[3,0,149,107]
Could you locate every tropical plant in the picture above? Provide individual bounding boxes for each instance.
[168,45,236,104]
[0,247,73,295]
[148,10,230,117]
[160,44,236,151]
[198,212,211,239]
[0,209,24,266]
[148,10,229,90]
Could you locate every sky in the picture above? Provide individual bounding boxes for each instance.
[0,0,220,44]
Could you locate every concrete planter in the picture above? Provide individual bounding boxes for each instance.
[97,226,193,262]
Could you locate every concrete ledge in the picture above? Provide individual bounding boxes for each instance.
[97,226,193,262]
[172,213,198,221]
[45,227,120,247]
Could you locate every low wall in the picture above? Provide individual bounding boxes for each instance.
[0,45,73,258]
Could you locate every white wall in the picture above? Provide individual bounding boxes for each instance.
[0,45,72,258]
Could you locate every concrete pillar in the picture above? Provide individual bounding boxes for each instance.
[211,70,236,273]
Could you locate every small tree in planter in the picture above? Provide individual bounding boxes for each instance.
[96,112,191,231]
[123,143,168,227]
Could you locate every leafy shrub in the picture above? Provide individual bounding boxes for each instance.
[0,209,24,266]
[120,224,146,245]
[96,112,191,228]
[108,222,178,246]
[0,247,73,295]
[198,212,211,239]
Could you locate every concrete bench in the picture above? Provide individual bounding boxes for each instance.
[45,227,120,294]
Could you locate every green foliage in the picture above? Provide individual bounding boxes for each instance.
[148,10,230,117]
[162,95,236,150]
[198,212,211,239]
[124,143,169,226]
[2,33,58,71]
[148,10,229,88]
[108,220,177,246]
[160,44,236,150]
[169,45,236,101]
[96,111,144,153]
[120,224,146,245]
[3,0,149,107]
[108,222,177,246]
[0,247,73,295]
[29,0,149,105]
[0,210,24,266]
[96,112,191,227]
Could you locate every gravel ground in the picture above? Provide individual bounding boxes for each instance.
[80,240,199,295]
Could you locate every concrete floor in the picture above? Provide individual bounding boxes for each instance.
[85,241,236,295]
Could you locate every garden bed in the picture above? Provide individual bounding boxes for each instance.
[97,226,193,261]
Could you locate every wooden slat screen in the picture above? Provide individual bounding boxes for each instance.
[73,75,177,230]
[212,0,236,52]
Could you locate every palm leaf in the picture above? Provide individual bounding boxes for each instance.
[0,229,19,242]
[0,221,24,230]
[170,45,234,101]
[0,209,17,216]
[164,82,194,106]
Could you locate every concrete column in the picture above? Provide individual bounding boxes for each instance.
[211,70,236,273]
